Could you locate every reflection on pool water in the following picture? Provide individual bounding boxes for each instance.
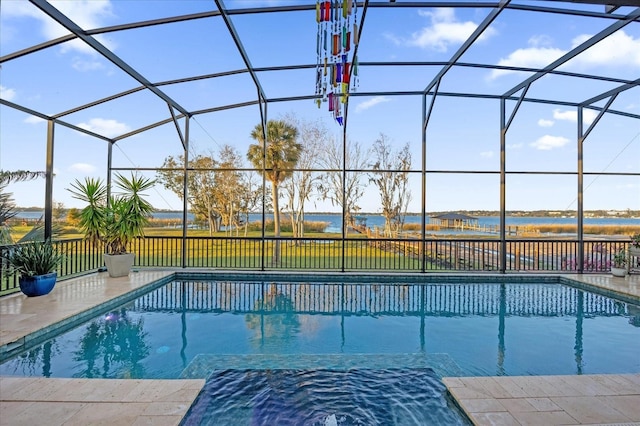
[1,278,638,425]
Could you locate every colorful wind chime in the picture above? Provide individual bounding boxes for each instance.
[315,0,359,125]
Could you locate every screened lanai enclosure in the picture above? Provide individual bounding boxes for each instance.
[0,0,639,291]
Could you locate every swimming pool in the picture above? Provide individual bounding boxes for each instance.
[1,275,638,425]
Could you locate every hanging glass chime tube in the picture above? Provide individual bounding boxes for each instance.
[324,27,328,52]
[342,26,347,50]
[328,92,334,111]
[331,63,337,87]
[332,33,339,56]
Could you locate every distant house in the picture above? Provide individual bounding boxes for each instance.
[430,213,478,230]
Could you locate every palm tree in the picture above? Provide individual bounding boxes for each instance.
[247,120,301,263]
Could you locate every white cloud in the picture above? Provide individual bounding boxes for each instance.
[69,163,97,174]
[530,135,570,150]
[0,85,17,101]
[386,8,496,51]
[480,151,493,158]
[507,142,524,149]
[538,119,554,127]
[71,57,105,72]
[355,96,391,112]
[528,34,554,48]
[570,30,640,68]
[490,29,640,79]
[24,116,46,124]
[77,118,131,138]
[553,108,597,125]
[490,45,566,79]
[2,0,115,55]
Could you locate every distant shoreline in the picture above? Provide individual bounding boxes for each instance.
[13,208,640,219]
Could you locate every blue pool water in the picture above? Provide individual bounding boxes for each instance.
[1,277,638,425]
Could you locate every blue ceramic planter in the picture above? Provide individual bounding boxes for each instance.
[19,272,57,297]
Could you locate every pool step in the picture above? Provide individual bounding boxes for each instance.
[179,352,465,379]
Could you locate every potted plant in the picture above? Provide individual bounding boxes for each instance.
[2,240,65,296]
[68,173,155,278]
[630,233,640,257]
[611,248,627,277]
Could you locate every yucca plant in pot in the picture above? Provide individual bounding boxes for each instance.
[68,173,155,278]
[611,248,627,278]
[2,240,65,296]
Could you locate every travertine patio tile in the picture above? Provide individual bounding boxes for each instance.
[5,378,52,400]
[555,375,617,396]
[448,383,494,399]
[446,375,640,426]
[132,415,184,426]
[64,402,149,426]
[491,377,532,398]
[155,388,205,403]
[460,398,507,413]
[552,396,632,424]
[143,401,193,416]
[601,374,640,393]
[0,401,36,423]
[601,395,640,421]
[125,380,193,402]
[498,398,538,413]
[502,376,549,397]
[0,401,85,426]
[619,374,640,387]
[474,377,516,399]
[51,379,113,402]
[0,376,27,395]
[78,379,142,402]
[510,410,579,426]
[470,411,521,426]
[533,376,582,397]
[524,397,562,412]
[442,377,465,388]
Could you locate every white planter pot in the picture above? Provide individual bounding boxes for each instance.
[103,253,135,278]
[629,246,640,257]
[611,266,627,278]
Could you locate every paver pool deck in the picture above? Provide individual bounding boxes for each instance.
[1,270,638,425]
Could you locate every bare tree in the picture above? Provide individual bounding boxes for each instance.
[318,137,368,236]
[236,170,263,237]
[281,114,326,239]
[369,134,412,237]
[214,146,246,236]
[53,201,66,222]
[157,154,220,235]
[157,145,247,236]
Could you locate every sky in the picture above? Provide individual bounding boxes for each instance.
[0,0,639,214]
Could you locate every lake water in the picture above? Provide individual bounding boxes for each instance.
[15,211,639,235]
